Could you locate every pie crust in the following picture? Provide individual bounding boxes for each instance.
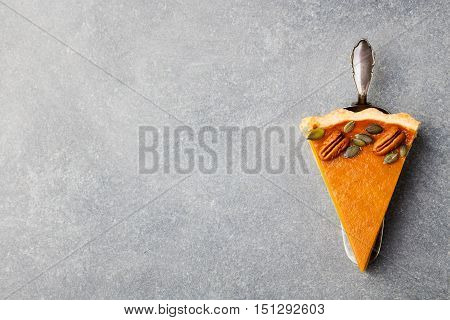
[300,108,420,134]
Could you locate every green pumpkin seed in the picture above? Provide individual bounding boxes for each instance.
[355,133,373,144]
[399,144,408,157]
[343,121,356,133]
[307,128,325,140]
[352,138,366,147]
[366,124,383,134]
[343,145,360,158]
[384,151,399,164]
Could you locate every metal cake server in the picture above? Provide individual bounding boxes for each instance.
[342,39,386,265]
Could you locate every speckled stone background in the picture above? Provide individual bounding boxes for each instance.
[1,0,448,299]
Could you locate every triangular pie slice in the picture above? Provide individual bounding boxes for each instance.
[300,108,420,271]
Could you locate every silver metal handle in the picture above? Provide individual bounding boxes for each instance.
[351,39,375,106]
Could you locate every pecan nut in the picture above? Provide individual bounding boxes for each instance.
[373,126,406,155]
[319,131,350,161]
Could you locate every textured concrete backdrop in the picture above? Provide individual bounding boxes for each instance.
[0,0,448,299]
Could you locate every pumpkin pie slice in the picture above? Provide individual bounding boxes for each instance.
[300,108,420,271]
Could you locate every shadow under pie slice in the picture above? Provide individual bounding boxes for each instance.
[300,108,420,271]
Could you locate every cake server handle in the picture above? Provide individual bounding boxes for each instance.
[351,39,375,107]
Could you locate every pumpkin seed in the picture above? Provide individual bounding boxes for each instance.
[355,133,373,144]
[343,121,356,133]
[352,138,366,147]
[399,144,408,157]
[307,128,325,140]
[343,145,360,158]
[384,151,399,164]
[366,124,383,134]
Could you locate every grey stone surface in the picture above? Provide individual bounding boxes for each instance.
[0,0,448,299]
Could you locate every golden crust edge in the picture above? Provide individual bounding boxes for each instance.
[300,108,420,136]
